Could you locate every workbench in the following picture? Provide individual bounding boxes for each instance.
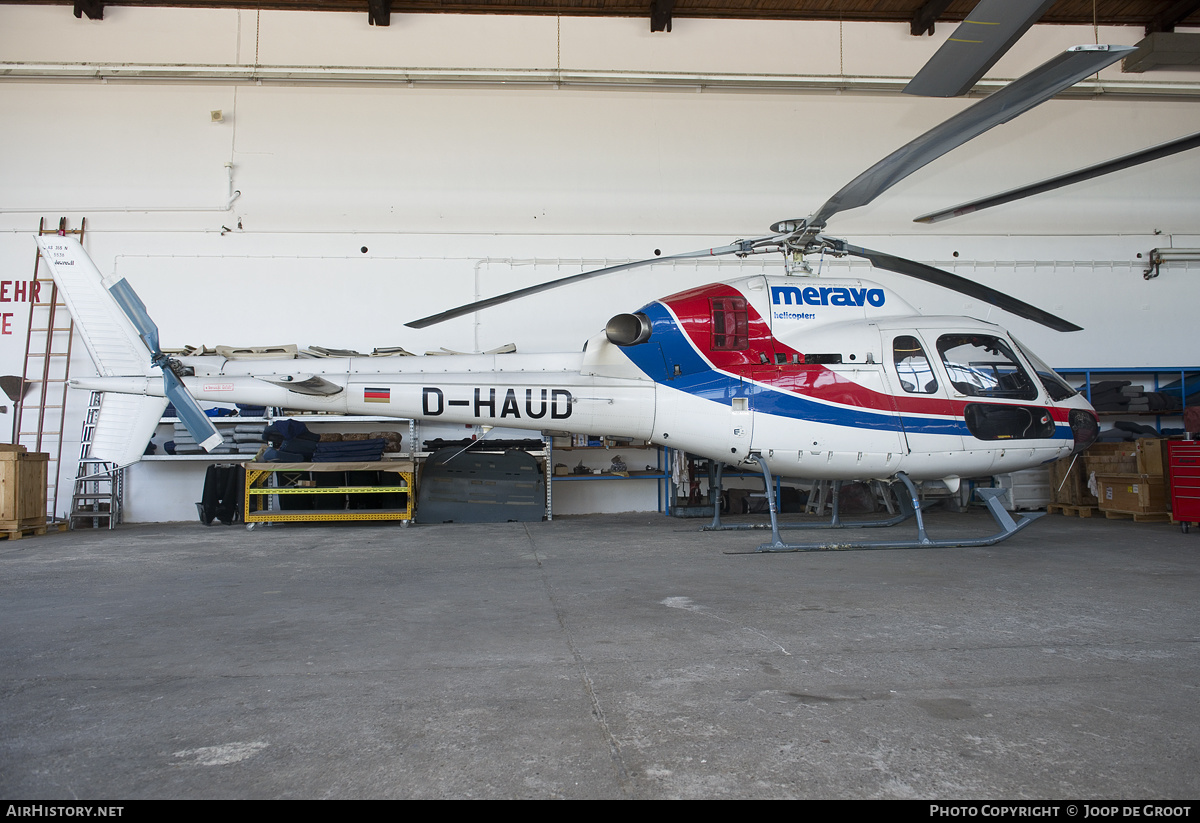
[243,460,414,526]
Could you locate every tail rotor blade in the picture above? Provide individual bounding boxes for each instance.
[163,370,223,451]
[82,260,222,448]
[841,243,1082,332]
[107,277,162,358]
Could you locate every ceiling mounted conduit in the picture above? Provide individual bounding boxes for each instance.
[5,62,1200,97]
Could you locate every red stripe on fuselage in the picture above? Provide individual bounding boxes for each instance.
[658,283,1068,422]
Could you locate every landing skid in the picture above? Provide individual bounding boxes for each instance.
[723,457,1043,553]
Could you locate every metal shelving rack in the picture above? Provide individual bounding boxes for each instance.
[243,461,414,527]
[1056,367,1198,432]
[546,442,669,515]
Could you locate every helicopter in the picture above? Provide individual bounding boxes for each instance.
[36,6,1195,551]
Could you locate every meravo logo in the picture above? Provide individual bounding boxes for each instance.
[770,285,885,308]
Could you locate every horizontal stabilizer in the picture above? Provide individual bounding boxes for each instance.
[89,393,170,467]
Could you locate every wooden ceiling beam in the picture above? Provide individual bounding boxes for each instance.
[1146,0,1200,33]
[22,1,1198,30]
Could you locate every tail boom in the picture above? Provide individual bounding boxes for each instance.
[74,366,659,443]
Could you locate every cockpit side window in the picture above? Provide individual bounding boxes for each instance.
[893,335,938,394]
[710,297,749,351]
[936,334,1038,401]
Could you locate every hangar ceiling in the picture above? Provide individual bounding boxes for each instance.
[11,0,1200,34]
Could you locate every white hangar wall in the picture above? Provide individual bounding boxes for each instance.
[1,6,1198,520]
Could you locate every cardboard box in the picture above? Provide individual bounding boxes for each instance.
[1094,473,1168,515]
[1135,437,1168,477]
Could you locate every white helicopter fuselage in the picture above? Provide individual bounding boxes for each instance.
[73,273,1098,481]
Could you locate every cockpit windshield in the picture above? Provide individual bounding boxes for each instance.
[936,334,1038,401]
[1012,337,1078,402]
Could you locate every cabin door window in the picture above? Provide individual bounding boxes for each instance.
[710,297,749,351]
[893,334,939,394]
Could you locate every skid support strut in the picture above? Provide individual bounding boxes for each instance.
[729,456,1041,553]
[705,461,919,533]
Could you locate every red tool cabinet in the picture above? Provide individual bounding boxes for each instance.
[1168,440,1200,533]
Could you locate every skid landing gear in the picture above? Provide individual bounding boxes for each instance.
[723,456,1042,553]
[705,461,922,533]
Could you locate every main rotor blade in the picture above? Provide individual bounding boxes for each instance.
[163,370,223,451]
[405,241,769,329]
[809,44,1133,229]
[914,130,1200,224]
[904,0,1057,98]
[840,243,1082,332]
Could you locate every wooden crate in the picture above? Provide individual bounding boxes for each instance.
[1135,437,1168,477]
[1094,472,1168,516]
[0,447,48,530]
[1083,438,1169,480]
[1084,443,1138,475]
[1049,455,1097,506]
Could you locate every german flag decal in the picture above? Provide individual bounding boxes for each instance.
[364,386,391,404]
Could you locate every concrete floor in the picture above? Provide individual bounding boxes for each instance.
[1,508,1197,799]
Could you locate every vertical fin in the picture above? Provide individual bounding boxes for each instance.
[34,236,153,377]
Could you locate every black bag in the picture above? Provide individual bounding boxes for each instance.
[200,465,244,525]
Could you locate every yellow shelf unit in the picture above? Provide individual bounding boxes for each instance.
[243,461,414,525]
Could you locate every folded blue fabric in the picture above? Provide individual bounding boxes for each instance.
[262,447,304,463]
[264,419,317,442]
[281,438,318,457]
[311,438,387,462]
